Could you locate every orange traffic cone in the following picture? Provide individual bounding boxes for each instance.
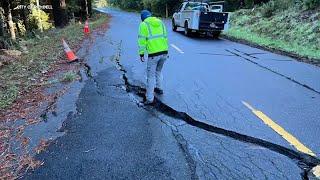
[84,20,90,34]
[62,39,78,62]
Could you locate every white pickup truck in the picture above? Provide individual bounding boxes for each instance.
[172,2,229,37]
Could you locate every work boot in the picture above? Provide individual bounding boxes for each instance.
[155,88,163,94]
[143,99,154,105]
[143,96,154,105]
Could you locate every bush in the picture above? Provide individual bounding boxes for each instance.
[28,8,53,31]
[226,0,320,60]
[260,1,276,17]
[61,71,78,82]
[259,0,295,18]
[0,37,11,49]
[0,85,18,110]
[303,0,320,9]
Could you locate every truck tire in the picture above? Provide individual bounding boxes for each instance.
[211,31,221,38]
[184,22,191,36]
[172,19,177,32]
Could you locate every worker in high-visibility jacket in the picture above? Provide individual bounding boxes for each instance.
[138,10,169,104]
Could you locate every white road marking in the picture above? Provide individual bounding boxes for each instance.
[242,101,255,111]
[170,44,184,54]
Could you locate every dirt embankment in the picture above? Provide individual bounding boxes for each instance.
[225,4,320,66]
[0,12,110,179]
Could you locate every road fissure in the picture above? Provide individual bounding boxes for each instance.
[234,49,293,62]
[198,52,236,57]
[110,46,320,176]
[226,49,320,95]
[172,131,199,180]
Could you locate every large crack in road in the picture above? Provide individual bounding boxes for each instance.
[107,41,320,178]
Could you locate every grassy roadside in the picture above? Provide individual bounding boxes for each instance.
[0,12,109,111]
[224,7,320,63]
[0,11,110,179]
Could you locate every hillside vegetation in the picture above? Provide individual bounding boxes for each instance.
[226,0,320,61]
[0,0,109,111]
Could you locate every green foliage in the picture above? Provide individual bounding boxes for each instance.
[0,7,4,37]
[66,0,82,13]
[17,20,27,36]
[0,85,18,110]
[0,12,110,111]
[108,0,182,16]
[94,0,108,8]
[108,0,142,10]
[303,0,320,9]
[28,8,53,31]
[258,0,295,18]
[224,0,242,11]
[61,71,78,82]
[227,3,320,60]
[260,1,275,17]
[0,37,12,49]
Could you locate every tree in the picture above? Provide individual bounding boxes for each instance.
[0,7,4,37]
[141,0,182,17]
[6,0,16,40]
[108,0,142,10]
[52,0,69,27]
[94,0,108,8]
[303,0,320,9]
[85,0,89,18]
[20,0,29,32]
[80,0,92,19]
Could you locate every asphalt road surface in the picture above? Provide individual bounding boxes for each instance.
[24,8,320,179]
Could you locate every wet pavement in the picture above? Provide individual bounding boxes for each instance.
[23,8,320,179]
[103,9,320,155]
[24,67,192,180]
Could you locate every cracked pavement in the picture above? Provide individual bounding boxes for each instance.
[22,8,320,179]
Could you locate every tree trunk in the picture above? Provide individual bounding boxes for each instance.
[52,0,69,27]
[166,3,168,18]
[240,0,245,8]
[80,0,92,20]
[20,0,29,31]
[36,0,43,32]
[88,0,92,16]
[85,0,89,19]
[7,0,16,40]
[0,8,4,37]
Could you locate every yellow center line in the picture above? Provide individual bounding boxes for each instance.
[242,101,316,157]
[312,165,320,178]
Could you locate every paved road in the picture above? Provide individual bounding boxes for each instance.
[24,66,192,179]
[102,9,320,156]
[24,8,320,179]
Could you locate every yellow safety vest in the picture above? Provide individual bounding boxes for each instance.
[138,17,168,57]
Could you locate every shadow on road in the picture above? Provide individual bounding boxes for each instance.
[173,30,224,41]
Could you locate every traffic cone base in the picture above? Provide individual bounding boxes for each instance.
[62,39,78,62]
[84,27,90,34]
[84,20,90,34]
[66,51,78,62]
